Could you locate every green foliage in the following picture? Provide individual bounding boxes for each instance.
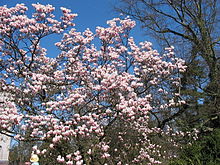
[9,141,33,164]
[169,129,220,165]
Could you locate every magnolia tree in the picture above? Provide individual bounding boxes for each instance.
[0,3,188,165]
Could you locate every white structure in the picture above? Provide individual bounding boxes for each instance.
[0,92,13,165]
[0,134,11,163]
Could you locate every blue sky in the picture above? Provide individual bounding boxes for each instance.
[0,0,151,57]
[0,0,119,30]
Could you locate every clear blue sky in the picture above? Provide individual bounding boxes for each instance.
[0,0,151,57]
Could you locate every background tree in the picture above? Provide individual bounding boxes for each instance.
[0,3,188,164]
[9,141,34,165]
[169,128,220,165]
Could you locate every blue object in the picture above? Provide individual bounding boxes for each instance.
[32,162,39,165]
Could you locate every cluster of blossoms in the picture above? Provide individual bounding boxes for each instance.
[0,3,187,164]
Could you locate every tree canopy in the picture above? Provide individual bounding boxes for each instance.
[0,3,191,164]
